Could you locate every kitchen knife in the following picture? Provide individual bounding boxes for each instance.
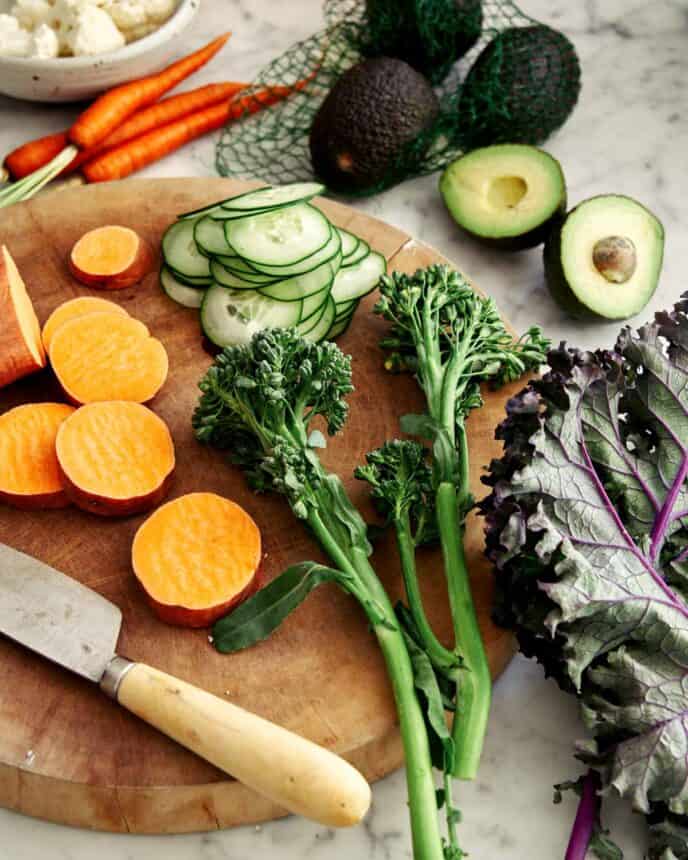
[0,543,371,827]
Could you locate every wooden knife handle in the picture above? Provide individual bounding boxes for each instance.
[102,659,371,828]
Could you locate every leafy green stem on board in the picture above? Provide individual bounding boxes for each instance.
[193,330,446,860]
[373,264,549,778]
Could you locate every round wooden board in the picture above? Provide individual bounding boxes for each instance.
[0,179,520,834]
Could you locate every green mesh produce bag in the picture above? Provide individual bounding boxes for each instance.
[216,0,580,195]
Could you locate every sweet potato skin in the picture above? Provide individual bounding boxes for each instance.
[69,226,155,291]
[0,246,46,389]
[141,562,264,628]
[58,465,174,518]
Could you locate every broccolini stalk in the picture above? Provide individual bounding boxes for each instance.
[374,265,549,779]
[193,330,447,860]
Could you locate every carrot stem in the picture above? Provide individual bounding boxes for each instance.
[0,146,78,209]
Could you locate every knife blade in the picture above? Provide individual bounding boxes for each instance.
[0,543,370,828]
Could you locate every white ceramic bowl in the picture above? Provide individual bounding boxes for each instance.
[0,0,200,103]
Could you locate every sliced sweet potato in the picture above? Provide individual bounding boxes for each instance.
[0,403,75,510]
[69,225,155,290]
[42,296,129,353]
[56,401,175,517]
[0,245,46,388]
[49,311,168,405]
[132,492,262,627]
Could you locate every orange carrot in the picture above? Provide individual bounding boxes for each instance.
[69,33,231,150]
[4,82,246,181]
[4,131,69,181]
[81,81,308,183]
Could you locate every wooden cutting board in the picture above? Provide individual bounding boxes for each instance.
[0,179,521,834]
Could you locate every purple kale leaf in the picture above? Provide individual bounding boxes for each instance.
[481,296,688,858]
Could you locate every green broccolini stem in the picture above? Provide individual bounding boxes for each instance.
[306,513,445,860]
[396,510,461,679]
[437,481,491,779]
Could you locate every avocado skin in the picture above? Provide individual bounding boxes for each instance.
[543,217,594,318]
[364,0,483,84]
[459,25,581,150]
[309,58,439,194]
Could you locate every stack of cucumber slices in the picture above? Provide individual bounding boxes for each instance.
[160,182,385,346]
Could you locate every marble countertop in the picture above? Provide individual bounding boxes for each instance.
[1,1,686,857]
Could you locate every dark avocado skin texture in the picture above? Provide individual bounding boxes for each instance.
[459,25,581,150]
[364,0,483,84]
[309,58,439,194]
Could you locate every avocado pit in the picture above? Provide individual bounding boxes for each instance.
[592,235,637,284]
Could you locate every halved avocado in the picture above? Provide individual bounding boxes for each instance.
[440,144,566,250]
[544,195,665,320]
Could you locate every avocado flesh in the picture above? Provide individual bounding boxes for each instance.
[440,144,567,250]
[544,195,665,320]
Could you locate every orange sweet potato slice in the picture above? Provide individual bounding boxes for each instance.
[49,311,168,405]
[56,401,175,517]
[0,403,75,510]
[69,225,155,291]
[132,492,262,627]
[0,245,46,389]
[42,296,129,352]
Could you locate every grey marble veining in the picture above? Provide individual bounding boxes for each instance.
[0,1,686,857]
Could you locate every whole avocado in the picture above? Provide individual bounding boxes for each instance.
[364,0,483,84]
[458,25,581,150]
[309,58,439,194]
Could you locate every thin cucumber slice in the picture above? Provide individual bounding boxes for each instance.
[194,217,235,257]
[300,284,330,323]
[201,284,302,347]
[162,219,211,279]
[160,267,205,309]
[337,228,360,259]
[342,239,370,268]
[215,255,280,283]
[327,314,354,340]
[331,252,386,303]
[221,182,324,212]
[303,297,336,343]
[257,258,338,302]
[226,203,331,267]
[211,261,275,290]
[334,298,356,317]
[168,266,212,287]
[210,205,275,222]
[250,228,342,278]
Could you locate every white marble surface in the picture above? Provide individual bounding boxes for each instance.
[0,1,687,857]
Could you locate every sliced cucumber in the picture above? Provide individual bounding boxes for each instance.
[177,200,222,221]
[211,259,279,288]
[342,239,370,268]
[160,267,205,309]
[327,314,354,340]
[220,182,324,212]
[258,258,337,302]
[334,298,356,317]
[331,252,386,303]
[168,266,212,287]
[194,217,235,257]
[162,219,211,279]
[300,285,331,323]
[201,284,302,347]
[210,206,275,222]
[226,204,331,267]
[337,228,360,259]
[303,297,336,343]
[251,229,342,278]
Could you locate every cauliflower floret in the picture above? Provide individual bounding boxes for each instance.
[103,0,145,31]
[145,0,175,24]
[0,12,31,55]
[30,20,58,55]
[9,0,51,30]
[66,3,125,55]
